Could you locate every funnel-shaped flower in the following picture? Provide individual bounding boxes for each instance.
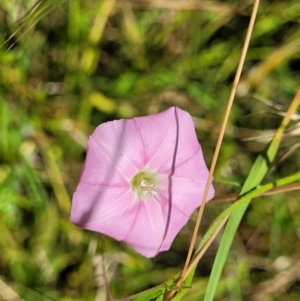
[70,107,214,257]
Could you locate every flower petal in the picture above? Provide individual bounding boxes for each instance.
[133,107,178,164]
[159,175,214,218]
[78,137,129,186]
[82,202,139,241]
[157,200,191,252]
[156,153,214,251]
[156,147,214,222]
[144,107,201,174]
[167,149,210,179]
[123,198,165,257]
[155,182,214,253]
[71,106,215,258]
[91,118,146,179]
[70,182,135,230]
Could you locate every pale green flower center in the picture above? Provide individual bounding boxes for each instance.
[131,170,158,200]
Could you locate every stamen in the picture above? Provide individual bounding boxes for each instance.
[131,169,159,202]
[140,180,160,202]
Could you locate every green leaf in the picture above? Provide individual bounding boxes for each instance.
[196,171,300,255]
[117,284,165,301]
[155,294,164,301]
[133,290,163,301]
[203,96,300,301]
[170,268,195,301]
[6,0,66,48]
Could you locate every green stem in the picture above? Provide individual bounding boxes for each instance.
[196,172,300,254]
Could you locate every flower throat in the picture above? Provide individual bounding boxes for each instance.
[131,170,158,201]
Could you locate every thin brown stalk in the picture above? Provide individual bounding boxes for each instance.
[165,217,229,301]
[0,279,24,301]
[170,90,300,301]
[181,0,261,281]
[126,0,234,14]
[211,182,300,203]
[183,217,229,282]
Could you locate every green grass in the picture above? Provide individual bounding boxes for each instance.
[0,0,300,300]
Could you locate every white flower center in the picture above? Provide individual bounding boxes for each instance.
[131,170,159,201]
[140,179,158,199]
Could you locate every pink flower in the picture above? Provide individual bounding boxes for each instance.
[70,107,214,257]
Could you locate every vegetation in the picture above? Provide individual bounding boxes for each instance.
[0,0,300,300]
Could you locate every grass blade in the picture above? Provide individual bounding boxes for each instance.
[203,90,300,301]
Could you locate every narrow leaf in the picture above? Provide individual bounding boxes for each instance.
[203,89,300,301]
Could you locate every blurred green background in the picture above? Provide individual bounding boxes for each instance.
[0,0,300,300]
